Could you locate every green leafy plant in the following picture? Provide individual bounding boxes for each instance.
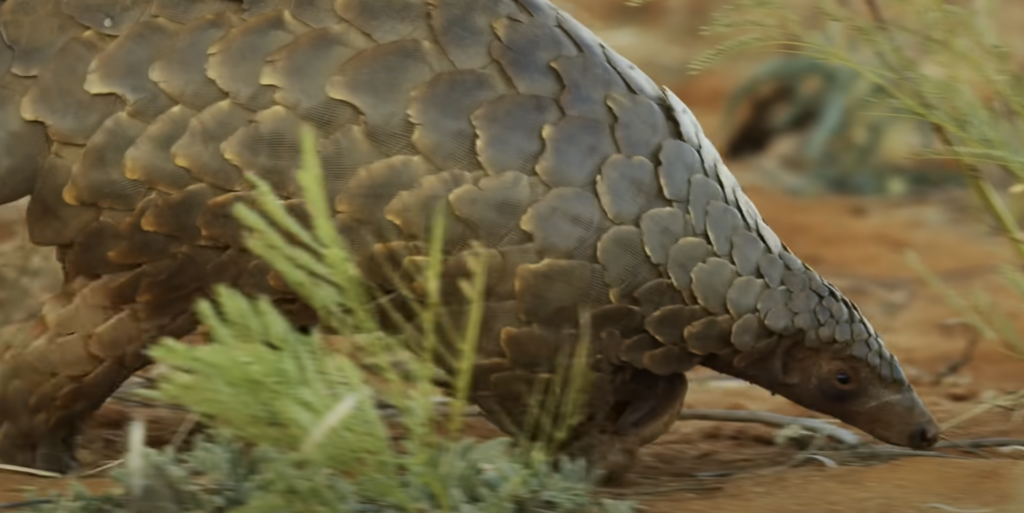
[709,4,968,196]
[721,55,914,194]
[692,0,1024,264]
[15,125,634,513]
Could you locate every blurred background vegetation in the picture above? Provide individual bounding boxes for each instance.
[686,0,1024,358]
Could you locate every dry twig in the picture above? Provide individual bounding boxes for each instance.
[929,319,983,386]
[941,389,1024,431]
[0,464,61,478]
[677,408,862,446]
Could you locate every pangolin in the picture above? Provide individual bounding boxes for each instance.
[0,0,939,477]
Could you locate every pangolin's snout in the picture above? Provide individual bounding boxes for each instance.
[849,386,941,450]
[907,421,940,449]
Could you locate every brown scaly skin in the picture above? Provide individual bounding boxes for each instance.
[0,0,938,479]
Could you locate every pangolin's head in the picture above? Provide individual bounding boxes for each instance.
[699,311,939,450]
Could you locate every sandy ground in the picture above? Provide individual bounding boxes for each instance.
[3,1,1024,511]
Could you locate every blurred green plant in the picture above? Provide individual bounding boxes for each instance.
[720,55,917,194]
[691,0,1024,267]
[724,53,970,193]
[14,125,633,513]
[688,0,1024,360]
[708,5,967,196]
[905,251,1024,359]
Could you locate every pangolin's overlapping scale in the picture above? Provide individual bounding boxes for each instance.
[123,106,200,193]
[607,93,670,161]
[0,0,83,77]
[491,15,578,98]
[535,116,615,188]
[384,168,478,250]
[619,333,661,369]
[316,125,387,199]
[151,0,240,24]
[222,105,305,197]
[171,99,252,190]
[65,112,149,210]
[666,237,712,303]
[0,0,910,476]
[195,191,262,247]
[448,171,535,249]
[515,0,559,22]
[638,207,688,266]
[596,155,668,225]
[551,52,628,123]
[500,325,570,373]
[60,0,154,36]
[335,155,435,226]
[705,200,746,257]
[326,38,453,156]
[107,194,182,265]
[428,0,520,70]
[400,245,504,304]
[84,18,179,122]
[280,0,343,28]
[0,73,48,204]
[149,11,239,111]
[520,187,613,260]
[634,279,684,316]
[489,243,541,299]
[141,184,222,244]
[206,10,311,112]
[333,0,431,44]
[596,226,659,303]
[684,314,735,355]
[443,301,523,358]
[61,212,137,280]
[515,258,609,326]
[408,68,509,171]
[471,93,562,176]
[601,45,663,107]
[644,304,709,348]
[25,144,100,246]
[20,31,123,145]
[259,23,370,133]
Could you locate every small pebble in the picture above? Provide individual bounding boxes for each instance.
[943,387,978,402]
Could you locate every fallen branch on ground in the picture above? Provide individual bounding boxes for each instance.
[935,438,1024,450]
[0,464,61,478]
[677,409,863,446]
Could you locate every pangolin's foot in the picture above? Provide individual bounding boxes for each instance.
[588,434,644,486]
[558,431,643,487]
[0,420,81,473]
[0,274,180,474]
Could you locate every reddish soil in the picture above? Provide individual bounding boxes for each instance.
[3,1,1024,511]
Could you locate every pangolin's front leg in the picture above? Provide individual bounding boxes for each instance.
[0,273,197,471]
